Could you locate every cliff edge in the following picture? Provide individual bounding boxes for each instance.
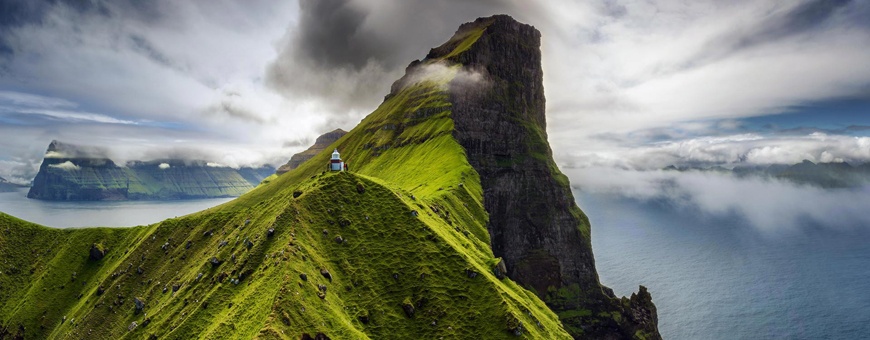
[412,15,661,338]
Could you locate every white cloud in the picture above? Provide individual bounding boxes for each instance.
[544,0,870,166]
[1,0,869,183]
[16,108,139,125]
[158,163,170,169]
[561,132,870,170]
[0,91,77,109]
[567,167,870,234]
[48,160,80,171]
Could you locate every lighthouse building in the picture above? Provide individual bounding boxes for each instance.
[328,149,346,171]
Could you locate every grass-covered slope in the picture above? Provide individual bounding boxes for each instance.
[0,25,572,338]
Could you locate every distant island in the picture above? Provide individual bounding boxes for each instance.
[27,140,274,201]
[0,176,27,192]
[664,160,870,188]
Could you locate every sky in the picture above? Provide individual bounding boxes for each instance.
[1,0,869,187]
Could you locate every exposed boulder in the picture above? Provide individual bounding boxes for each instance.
[320,269,332,282]
[89,243,106,261]
[493,259,507,279]
[317,284,327,299]
[134,297,145,314]
[401,300,415,318]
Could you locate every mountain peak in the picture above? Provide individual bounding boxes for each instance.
[437,14,659,338]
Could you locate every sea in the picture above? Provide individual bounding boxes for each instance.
[0,187,867,339]
[582,192,870,340]
[0,188,233,228]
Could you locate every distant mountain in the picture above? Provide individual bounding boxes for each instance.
[27,140,274,201]
[665,160,870,188]
[236,166,277,185]
[0,176,26,192]
[276,129,347,174]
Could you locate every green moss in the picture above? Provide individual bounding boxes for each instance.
[441,27,487,60]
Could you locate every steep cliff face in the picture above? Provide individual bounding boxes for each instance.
[277,129,348,174]
[27,141,272,201]
[28,141,133,200]
[421,15,660,338]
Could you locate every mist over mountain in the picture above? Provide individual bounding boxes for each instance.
[27,140,274,201]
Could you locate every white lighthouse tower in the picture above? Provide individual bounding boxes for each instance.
[328,149,346,171]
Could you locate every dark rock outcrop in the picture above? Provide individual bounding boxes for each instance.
[89,243,106,261]
[412,14,660,339]
[320,268,332,282]
[277,129,348,174]
[134,297,145,314]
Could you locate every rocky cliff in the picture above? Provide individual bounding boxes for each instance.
[27,141,274,201]
[276,129,348,174]
[413,15,660,338]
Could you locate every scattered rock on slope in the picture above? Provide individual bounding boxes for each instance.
[89,243,106,261]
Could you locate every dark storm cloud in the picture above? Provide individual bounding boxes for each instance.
[0,0,164,59]
[294,0,383,70]
[202,94,270,124]
[265,0,539,125]
[732,0,855,51]
[128,33,181,72]
[289,0,532,71]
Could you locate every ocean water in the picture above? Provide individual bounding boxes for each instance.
[0,188,233,228]
[580,191,870,340]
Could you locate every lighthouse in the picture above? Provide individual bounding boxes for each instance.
[328,149,346,171]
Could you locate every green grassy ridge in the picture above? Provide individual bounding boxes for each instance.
[1,46,573,338]
[0,213,152,337]
[1,172,568,339]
